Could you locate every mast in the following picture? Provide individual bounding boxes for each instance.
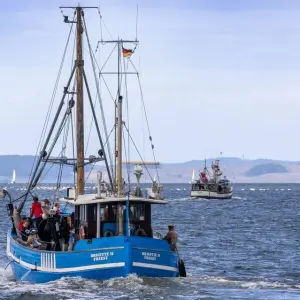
[76,6,85,195]
[117,40,123,197]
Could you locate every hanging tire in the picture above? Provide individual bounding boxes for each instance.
[135,228,147,237]
[104,229,114,237]
[178,259,186,277]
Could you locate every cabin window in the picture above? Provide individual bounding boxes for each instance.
[100,205,109,221]
[80,205,87,222]
[112,205,118,221]
[130,204,145,221]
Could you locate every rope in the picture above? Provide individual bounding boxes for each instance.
[97,7,114,40]
[82,14,115,182]
[85,125,115,183]
[136,73,160,184]
[27,14,75,187]
[123,123,153,181]
[31,108,71,190]
[55,112,72,199]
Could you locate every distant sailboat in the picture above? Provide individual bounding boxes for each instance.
[11,169,16,184]
[189,170,195,184]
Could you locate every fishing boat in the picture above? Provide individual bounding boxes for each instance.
[2,6,186,283]
[190,159,233,199]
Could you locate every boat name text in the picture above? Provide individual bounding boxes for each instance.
[142,252,160,261]
[90,252,114,261]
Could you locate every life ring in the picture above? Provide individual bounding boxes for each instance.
[79,225,86,240]
[104,229,114,237]
[135,228,147,237]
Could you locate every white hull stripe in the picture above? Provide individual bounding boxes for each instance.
[132,262,177,272]
[8,252,125,273]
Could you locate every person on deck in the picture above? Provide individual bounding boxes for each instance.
[163,224,178,251]
[20,219,31,242]
[30,196,43,230]
[18,216,28,232]
[54,202,61,214]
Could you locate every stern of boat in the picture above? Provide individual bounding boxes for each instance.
[129,236,179,277]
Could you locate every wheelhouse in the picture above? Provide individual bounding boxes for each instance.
[62,193,168,240]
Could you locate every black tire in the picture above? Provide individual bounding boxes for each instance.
[178,259,186,277]
[104,229,114,237]
[135,228,147,236]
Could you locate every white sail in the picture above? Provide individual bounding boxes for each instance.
[191,170,195,181]
[11,169,16,184]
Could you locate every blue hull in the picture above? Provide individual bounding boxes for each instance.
[7,232,179,283]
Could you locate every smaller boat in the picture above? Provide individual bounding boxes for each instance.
[11,170,16,184]
[190,159,233,199]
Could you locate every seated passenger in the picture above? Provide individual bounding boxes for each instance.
[20,220,31,242]
[27,228,41,248]
[18,217,28,232]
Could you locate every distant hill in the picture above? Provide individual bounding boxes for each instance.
[245,163,288,177]
[0,155,299,183]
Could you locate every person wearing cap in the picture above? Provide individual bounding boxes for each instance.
[27,228,41,248]
[163,224,178,251]
[30,196,43,229]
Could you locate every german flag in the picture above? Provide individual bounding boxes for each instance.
[122,47,133,57]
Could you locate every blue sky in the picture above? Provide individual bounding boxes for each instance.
[1,0,300,162]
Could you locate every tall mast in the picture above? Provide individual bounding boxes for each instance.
[76,6,84,195]
[117,40,123,197]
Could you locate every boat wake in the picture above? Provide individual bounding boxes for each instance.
[1,266,299,300]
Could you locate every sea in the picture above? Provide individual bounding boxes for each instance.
[0,183,299,300]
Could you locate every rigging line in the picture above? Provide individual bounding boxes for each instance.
[97,7,114,40]
[83,14,114,181]
[136,73,160,183]
[20,64,77,213]
[127,55,139,74]
[37,116,71,186]
[84,125,114,183]
[135,4,139,41]
[123,123,153,181]
[99,74,117,104]
[11,192,30,203]
[98,44,117,73]
[31,108,71,189]
[85,72,100,156]
[98,6,103,42]
[84,162,96,183]
[27,14,75,186]
[56,113,71,197]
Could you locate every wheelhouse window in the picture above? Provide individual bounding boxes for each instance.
[130,204,145,221]
[100,205,108,221]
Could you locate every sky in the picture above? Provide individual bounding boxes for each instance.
[1,0,300,163]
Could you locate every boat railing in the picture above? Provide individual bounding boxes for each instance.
[153,230,164,239]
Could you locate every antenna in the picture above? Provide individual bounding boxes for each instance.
[135,4,139,41]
